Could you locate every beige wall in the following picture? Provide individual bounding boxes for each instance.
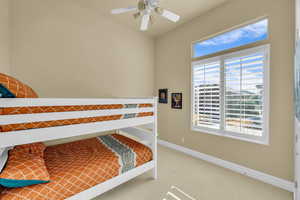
[11,0,154,98]
[0,0,11,74]
[155,0,295,180]
[8,0,295,181]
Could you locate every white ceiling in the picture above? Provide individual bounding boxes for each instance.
[82,0,229,37]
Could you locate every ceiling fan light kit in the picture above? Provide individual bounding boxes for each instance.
[111,0,180,31]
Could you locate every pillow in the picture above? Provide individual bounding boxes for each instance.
[0,149,50,188]
[0,73,38,98]
[11,143,46,158]
[0,85,15,98]
[0,148,10,173]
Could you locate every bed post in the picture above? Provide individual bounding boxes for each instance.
[152,97,158,180]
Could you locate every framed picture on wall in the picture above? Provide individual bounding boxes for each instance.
[171,93,182,109]
[159,89,168,104]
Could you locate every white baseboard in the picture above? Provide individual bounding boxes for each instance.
[158,139,295,193]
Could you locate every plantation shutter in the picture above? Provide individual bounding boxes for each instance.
[192,60,221,129]
[192,45,269,143]
[224,53,265,136]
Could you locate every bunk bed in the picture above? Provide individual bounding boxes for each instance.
[0,97,158,200]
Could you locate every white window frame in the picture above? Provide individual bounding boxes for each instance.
[191,44,270,145]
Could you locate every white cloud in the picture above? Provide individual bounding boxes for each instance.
[199,19,268,46]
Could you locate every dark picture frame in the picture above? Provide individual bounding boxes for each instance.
[158,89,168,104]
[171,93,182,109]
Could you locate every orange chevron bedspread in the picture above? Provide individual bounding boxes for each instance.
[0,134,153,200]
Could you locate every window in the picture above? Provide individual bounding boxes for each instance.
[193,60,221,129]
[193,19,268,58]
[192,45,270,144]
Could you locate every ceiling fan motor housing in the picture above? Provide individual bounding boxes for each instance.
[139,0,159,12]
[138,0,146,11]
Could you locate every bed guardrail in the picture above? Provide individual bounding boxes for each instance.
[0,97,157,149]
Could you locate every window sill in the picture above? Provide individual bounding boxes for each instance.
[191,126,269,146]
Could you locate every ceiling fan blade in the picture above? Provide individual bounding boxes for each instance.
[161,9,180,22]
[140,14,150,31]
[111,6,137,14]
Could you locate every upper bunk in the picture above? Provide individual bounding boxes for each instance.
[0,97,157,148]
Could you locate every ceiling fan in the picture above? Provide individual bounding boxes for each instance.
[111,0,180,31]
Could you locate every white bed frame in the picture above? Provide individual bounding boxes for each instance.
[0,97,158,200]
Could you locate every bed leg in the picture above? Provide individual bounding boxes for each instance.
[152,167,158,180]
[151,141,158,180]
[152,97,158,180]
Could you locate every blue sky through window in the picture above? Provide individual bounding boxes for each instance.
[193,19,268,58]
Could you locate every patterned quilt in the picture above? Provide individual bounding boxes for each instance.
[0,134,153,200]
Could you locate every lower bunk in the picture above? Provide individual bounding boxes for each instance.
[0,133,153,200]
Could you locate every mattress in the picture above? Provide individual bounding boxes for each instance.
[0,134,153,200]
[0,104,153,133]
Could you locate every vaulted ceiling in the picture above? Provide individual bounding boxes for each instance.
[81,0,229,37]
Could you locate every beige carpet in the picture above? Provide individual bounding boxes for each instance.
[95,145,293,200]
